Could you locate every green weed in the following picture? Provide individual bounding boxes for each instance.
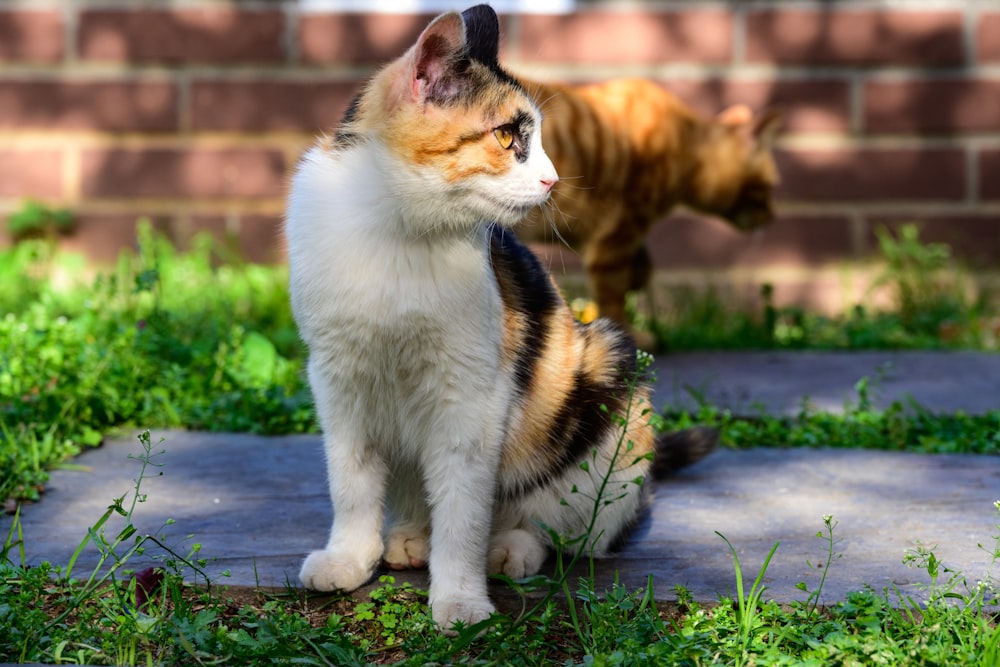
[0,223,312,503]
[717,532,780,664]
[657,377,1000,456]
[798,513,842,619]
[6,198,75,241]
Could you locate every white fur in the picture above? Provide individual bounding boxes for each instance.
[287,131,558,632]
[492,426,651,560]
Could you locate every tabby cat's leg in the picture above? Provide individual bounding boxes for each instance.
[299,363,387,593]
[586,236,656,350]
[629,244,653,292]
[583,221,644,324]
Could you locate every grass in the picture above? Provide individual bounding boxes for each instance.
[1,221,999,664]
[0,224,313,503]
[657,376,1000,456]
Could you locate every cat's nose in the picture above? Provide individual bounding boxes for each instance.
[538,151,558,192]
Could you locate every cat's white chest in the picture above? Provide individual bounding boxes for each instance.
[286,143,507,443]
[288,145,497,329]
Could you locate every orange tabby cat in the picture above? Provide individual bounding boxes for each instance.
[518,78,782,347]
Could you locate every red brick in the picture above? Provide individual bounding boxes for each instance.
[61,211,287,264]
[239,214,287,263]
[765,276,859,315]
[527,243,584,274]
[865,216,1000,267]
[746,10,965,67]
[865,78,1000,134]
[977,13,1000,64]
[191,80,359,132]
[189,214,286,263]
[299,13,433,64]
[979,150,1000,200]
[0,80,177,131]
[61,213,173,264]
[0,149,63,199]
[664,79,851,134]
[79,8,284,64]
[0,10,63,62]
[518,10,731,65]
[648,214,855,269]
[776,148,966,201]
[80,148,287,199]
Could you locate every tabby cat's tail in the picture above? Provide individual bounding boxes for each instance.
[651,426,719,478]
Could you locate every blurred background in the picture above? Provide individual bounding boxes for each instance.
[1,0,997,315]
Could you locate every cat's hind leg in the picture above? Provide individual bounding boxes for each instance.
[384,524,430,570]
[383,474,431,569]
[487,528,548,579]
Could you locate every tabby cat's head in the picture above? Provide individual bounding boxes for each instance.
[690,106,782,232]
[339,5,557,231]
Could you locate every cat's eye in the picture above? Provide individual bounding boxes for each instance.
[494,127,515,150]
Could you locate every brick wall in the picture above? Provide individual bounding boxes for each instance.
[1,1,998,310]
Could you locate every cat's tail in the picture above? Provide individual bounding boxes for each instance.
[651,426,719,478]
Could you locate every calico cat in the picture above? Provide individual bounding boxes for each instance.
[518,78,782,348]
[285,5,715,633]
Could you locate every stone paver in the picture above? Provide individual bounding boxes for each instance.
[651,350,1000,415]
[3,351,999,610]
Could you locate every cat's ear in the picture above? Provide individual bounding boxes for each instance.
[408,11,468,106]
[752,108,783,147]
[717,104,782,148]
[716,104,753,128]
[461,4,501,65]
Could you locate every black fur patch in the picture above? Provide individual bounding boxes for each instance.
[461,5,500,67]
[490,226,642,498]
[489,226,559,398]
[333,93,362,147]
[460,5,525,93]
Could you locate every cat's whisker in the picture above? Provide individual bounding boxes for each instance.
[540,197,576,252]
[535,91,565,115]
[552,176,593,192]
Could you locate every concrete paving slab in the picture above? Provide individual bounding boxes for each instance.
[5,433,998,609]
[652,350,1000,415]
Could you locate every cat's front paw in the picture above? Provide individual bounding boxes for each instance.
[384,526,430,570]
[432,597,496,636]
[299,549,376,592]
[487,529,547,579]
